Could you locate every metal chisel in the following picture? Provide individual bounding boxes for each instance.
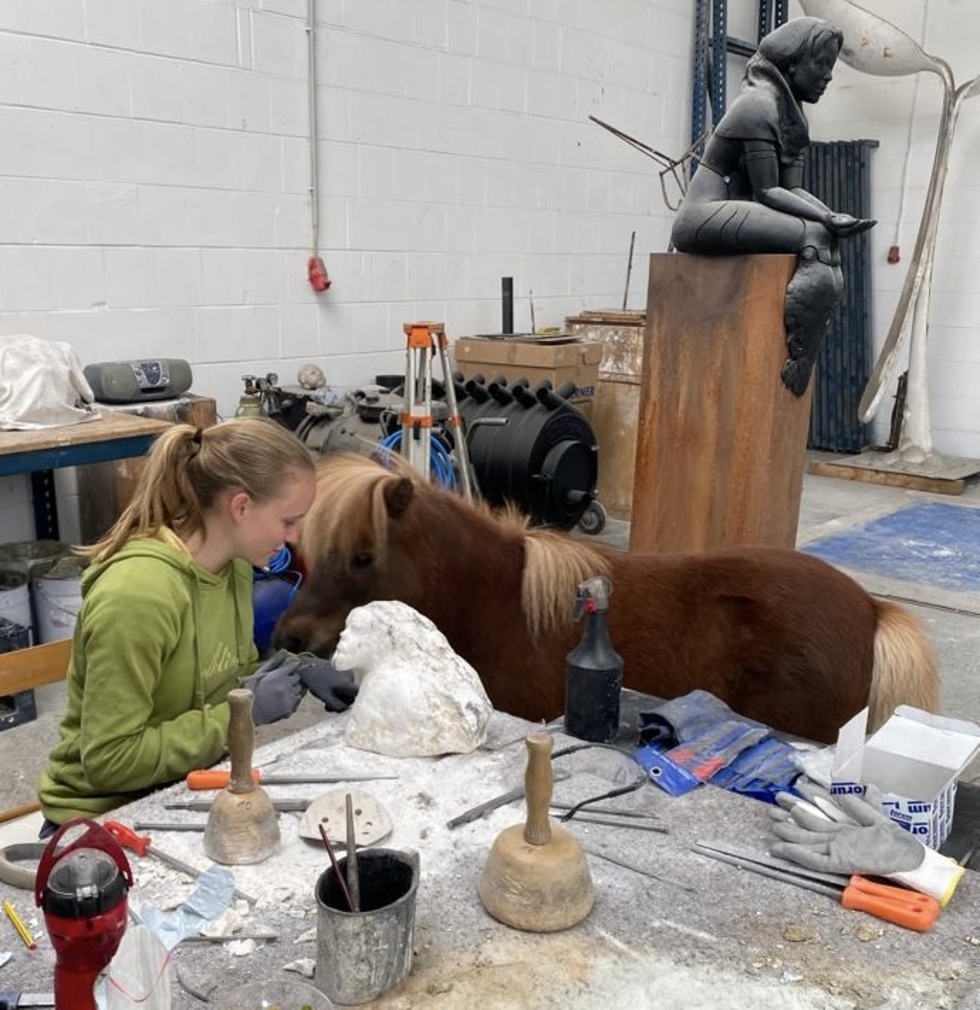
[185,770,398,790]
[166,798,312,813]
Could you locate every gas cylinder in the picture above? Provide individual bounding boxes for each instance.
[35,818,134,1010]
[564,575,623,743]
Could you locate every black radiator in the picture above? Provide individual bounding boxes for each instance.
[803,139,879,453]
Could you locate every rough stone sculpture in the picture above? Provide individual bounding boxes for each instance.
[335,599,493,757]
[671,16,875,396]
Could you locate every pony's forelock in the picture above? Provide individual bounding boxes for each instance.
[301,454,405,565]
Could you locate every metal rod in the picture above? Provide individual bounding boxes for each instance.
[564,814,668,833]
[345,793,361,913]
[307,0,320,253]
[622,230,636,310]
[318,823,354,913]
[134,822,205,833]
[446,770,571,829]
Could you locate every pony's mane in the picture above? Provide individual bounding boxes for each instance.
[303,453,610,636]
[523,527,610,637]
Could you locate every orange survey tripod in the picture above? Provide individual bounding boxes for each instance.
[401,321,473,501]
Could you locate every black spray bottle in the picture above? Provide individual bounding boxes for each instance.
[564,575,623,743]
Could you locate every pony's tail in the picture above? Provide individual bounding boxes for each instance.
[867,599,941,733]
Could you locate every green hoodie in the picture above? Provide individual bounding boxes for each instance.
[38,533,258,822]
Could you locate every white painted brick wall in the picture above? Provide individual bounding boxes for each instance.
[803,0,980,455]
[2,1,979,543]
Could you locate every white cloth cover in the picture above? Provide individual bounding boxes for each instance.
[336,600,493,757]
[0,333,99,429]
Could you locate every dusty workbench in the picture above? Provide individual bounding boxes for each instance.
[3,699,979,1010]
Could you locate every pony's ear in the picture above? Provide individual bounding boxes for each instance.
[383,476,415,518]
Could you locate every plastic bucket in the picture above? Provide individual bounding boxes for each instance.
[32,556,87,644]
[0,570,33,647]
[0,539,70,635]
[315,848,419,1005]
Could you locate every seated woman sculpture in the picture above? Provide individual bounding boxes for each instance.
[671,16,875,396]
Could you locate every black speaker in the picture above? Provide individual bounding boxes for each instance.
[84,359,193,403]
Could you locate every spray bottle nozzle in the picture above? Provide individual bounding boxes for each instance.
[573,575,612,620]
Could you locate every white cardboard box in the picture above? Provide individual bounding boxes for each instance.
[831,705,980,849]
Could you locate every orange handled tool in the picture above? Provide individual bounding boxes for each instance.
[185,769,398,790]
[103,820,256,904]
[840,874,941,932]
[693,841,941,932]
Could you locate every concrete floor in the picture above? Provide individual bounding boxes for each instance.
[2,455,980,846]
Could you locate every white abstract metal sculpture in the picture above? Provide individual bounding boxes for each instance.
[801,0,980,466]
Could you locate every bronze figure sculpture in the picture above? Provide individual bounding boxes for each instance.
[671,17,875,396]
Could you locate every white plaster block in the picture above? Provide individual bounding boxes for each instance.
[339,600,492,758]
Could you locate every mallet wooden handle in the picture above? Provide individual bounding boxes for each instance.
[523,732,554,846]
[226,689,256,794]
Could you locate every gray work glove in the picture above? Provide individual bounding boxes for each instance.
[240,649,303,726]
[294,654,359,713]
[768,781,962,904]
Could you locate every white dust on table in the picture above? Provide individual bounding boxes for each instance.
[134,714,540,923]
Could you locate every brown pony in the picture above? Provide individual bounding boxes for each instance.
[275,454,940,743]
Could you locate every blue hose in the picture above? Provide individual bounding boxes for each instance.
[379,430,457,489]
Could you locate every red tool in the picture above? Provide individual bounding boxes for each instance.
[693,841,941,932]
[185,769,397,790]
[34,819,133,1010]
[103,821,255,904]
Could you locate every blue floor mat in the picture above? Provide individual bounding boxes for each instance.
[804,502,980,593]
